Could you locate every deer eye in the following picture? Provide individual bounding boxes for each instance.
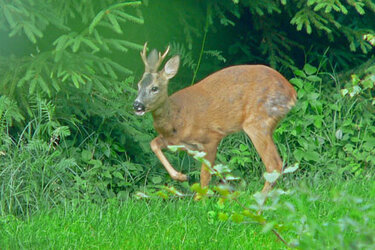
[151,86,159,92]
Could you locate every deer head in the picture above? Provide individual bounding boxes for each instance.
[133,43,180,116]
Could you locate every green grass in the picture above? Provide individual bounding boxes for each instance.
[0,198,280,249]
[1,174,374,249]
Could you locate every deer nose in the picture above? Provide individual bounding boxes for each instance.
[133,100,145,112]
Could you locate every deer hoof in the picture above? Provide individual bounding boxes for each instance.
[179,173,188,182]
[170,172,188,182]
[175,173,188,182]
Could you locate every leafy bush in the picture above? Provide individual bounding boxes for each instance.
[0,98,77,215]
[288,63,374,173]
[207,0,375,71]
[0,97,148,216]
[0,0,152,167]
[0,1,163,210]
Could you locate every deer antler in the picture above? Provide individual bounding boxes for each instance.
[140,42,150,72]
[153,45,170,72]
[140,42,170,73]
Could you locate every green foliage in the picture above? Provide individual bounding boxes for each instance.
[364,33,375,46]
[0,1,162,209]
[0,95,24,129]
[284,63,375,174]
[201,0,375,70]
[0,97,152,216]
[170,42,197,72]
[278,177,375,249]
[0,1,151,175]
[0,0,143,110]
[0,99,76,216]
[341,66,375,104]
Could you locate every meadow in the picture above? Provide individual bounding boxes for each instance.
[1,170,375,249]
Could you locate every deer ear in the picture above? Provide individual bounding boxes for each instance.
[163,55,180,79]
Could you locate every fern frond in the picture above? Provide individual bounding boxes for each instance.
[170,42,197,71]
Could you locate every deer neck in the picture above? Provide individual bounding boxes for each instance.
[151,98,174,132]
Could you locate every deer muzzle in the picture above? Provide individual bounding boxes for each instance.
[133,100,146,116]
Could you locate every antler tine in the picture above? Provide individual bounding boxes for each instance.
[140,42,150,72]
[160,45,170,60]
[154,45,170,72]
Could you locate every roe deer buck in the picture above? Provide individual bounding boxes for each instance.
[133,43,297,192]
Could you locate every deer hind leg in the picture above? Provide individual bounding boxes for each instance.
[242,118,283,193]
[150,137,188,182]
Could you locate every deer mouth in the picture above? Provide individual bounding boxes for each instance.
[133,100,146,116]
[135,110,146,116]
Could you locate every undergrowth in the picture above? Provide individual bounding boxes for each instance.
[1,63,374,217]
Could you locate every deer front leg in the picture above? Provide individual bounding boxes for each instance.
[200,141,219,187]
[150,137,188,182]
